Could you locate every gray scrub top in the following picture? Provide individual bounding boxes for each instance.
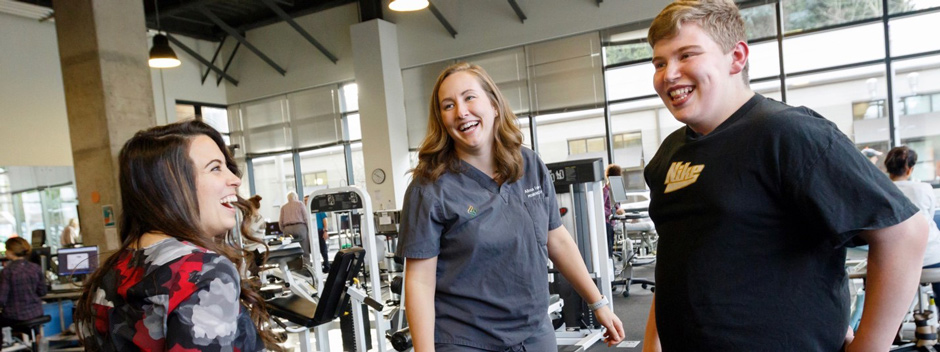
[397,147,562,351]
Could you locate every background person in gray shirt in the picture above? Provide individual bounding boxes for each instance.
[398,62,624,352]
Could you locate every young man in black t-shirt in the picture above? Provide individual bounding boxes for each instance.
[641,1,928,351]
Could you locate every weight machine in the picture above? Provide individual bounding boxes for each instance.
[546,158,615,351]
[260,187,390,352]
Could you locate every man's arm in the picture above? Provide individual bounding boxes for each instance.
[642,294,661,352]
[847,214,927,352]
[405,257,438,352]
[547,225,625,346]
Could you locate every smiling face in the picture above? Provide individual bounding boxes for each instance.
[652,22,749,135]
[437,71,499,160]
[189,135,241,237]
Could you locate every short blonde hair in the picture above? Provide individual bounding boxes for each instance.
[648,0,749,82]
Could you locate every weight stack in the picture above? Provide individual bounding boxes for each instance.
[340,302,373,351]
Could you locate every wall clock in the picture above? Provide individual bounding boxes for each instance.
[372,168,386,184]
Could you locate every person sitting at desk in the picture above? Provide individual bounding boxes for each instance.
[73,121,280,351]
[0,237,47,337]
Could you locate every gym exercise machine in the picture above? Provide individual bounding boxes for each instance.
[308,187,390,351]
[266,247,385,352]
[546,158,615,351]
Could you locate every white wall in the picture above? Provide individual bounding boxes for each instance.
[224,4,359,104]
[0,11,228,167]
[224,0,671,103]
[388,0,671,68]
[0,13,71,166]
[152,34,229,124]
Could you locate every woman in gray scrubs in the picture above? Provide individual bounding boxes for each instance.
[397,62,625,352]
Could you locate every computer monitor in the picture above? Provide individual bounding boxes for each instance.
[57,246,99,276]
[609,175,629,203]
[31,229,45,249]
[265,222,281,237]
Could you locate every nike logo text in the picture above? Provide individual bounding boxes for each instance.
[664,161,704,193]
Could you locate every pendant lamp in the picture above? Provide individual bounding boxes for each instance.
[149,0,180,68]
[149,34,180,68]
[389,0,429,12]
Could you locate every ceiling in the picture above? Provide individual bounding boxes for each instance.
[5,0,543,83]
[14,0,373,42]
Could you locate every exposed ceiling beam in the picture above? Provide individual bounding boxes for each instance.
[507,0,526,23]
[198,5,286,76]
[151,0,224,21]
[165,34,239,85]
[201,36,227,84]
[217,42,242,86]
[428,1,456,38]
[260,0,338,64]
[238,0,356,33]
[166,14,214,27]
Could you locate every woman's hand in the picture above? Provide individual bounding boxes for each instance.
[594,305,625,346]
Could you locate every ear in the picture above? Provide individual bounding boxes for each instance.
[729,41,749,75]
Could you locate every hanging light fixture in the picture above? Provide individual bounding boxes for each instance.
[149,0,180,68]
[389,0,429,12]
[149,34,180,68]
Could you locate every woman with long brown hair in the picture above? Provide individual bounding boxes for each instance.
[74,120,279,351]
[398,62,624,351]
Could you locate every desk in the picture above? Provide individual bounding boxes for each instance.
[43,289,82,334]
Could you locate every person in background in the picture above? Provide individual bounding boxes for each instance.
[604,164,626,256]
[60,218,81,248]
[74,120,279,351]
[885,146,940,296]
[302,194,331,273]
[315,211,330,273]
[0,236,47,342]
[642,1,926,351]
[862,147,884,165]
[279,191,310,259]
[247,195,266,240]
[398,62,623,352]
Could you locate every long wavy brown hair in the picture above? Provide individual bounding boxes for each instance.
[74,120,281,351]
[412,62,525,184]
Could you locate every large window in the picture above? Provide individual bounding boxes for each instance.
[597,0,940,189]
[396,0,940,196]
[228,83,362,208]
[250,153,295,221]
[0,169,12,242]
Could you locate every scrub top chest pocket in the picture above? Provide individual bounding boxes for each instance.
[523,195,550,246]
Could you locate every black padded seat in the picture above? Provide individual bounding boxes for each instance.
[267,294,322,327]
[266,245,304,261]
[1,315,51,352]
[266,247,366,328]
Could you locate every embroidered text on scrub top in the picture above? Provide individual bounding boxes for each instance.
[525,186,543,198]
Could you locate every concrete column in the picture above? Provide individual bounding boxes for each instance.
[53,0,157,255]
[351,19,410,210]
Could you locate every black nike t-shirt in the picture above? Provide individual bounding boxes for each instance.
[644,94,917,351]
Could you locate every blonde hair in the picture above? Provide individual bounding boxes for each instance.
[412,62,525,185]
[648,0,750,82]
